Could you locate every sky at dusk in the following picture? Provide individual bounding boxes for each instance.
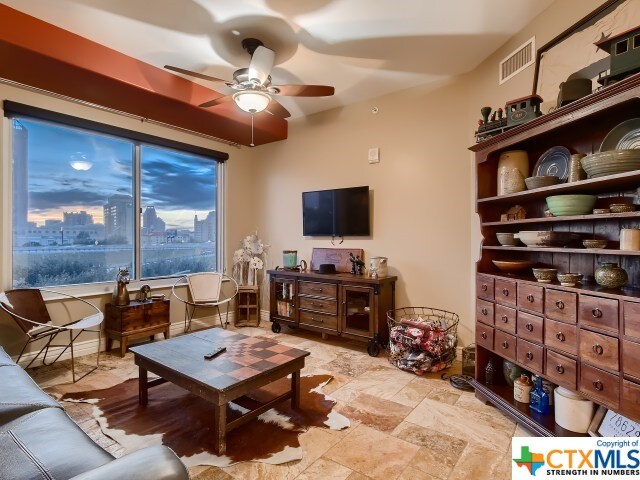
[16,118,217,229]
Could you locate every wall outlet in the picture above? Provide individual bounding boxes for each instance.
[368,147,380,164]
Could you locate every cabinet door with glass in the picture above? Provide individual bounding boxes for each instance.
[340,285,374,338]
[270,276,297,324]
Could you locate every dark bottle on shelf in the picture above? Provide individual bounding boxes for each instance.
[485,358,497,385]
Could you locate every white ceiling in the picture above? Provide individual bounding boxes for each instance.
[5,0,555,118]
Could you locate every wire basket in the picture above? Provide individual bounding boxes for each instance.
[386,307,459,375]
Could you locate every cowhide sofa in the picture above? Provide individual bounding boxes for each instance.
[0,347,189,480]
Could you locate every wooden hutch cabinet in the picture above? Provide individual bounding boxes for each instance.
[268,269,396,356]
[470,75,640,435]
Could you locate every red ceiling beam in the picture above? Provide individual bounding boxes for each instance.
[0,4,287,146]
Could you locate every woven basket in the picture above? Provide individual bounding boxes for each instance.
[386,307,459,374]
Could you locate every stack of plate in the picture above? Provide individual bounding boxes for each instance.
[581,149,640,178]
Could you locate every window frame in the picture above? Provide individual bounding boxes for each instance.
[4,101,227,295]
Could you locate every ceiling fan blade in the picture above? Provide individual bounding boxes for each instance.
[164,65,229,85]
[198,95,233,108]
[248,46,275,85]
[264,98,291,118]
[271,84,335,97]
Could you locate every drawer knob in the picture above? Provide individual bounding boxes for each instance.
[526,323,534,332]
[556,332,565,342]
[310,317,324,323]
[592,344,604,355]
[501,315,508,323]
[556,300,564,310]
[502,340,509,349]
[503,288,509,296]
[593,380,604,391]
[527,294,534,302]
[556,364,565,374]
[311,302,324,307]
[592,308,603,318]
[481,332,487,340]
[481,308,488,316]
[481,284,488,291]
[310,287,323,292]
[526,351,534,360]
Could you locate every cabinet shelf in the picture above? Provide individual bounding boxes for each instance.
[478,170,640,204]
[470,378,586,437]
[483,246,640,255]
[482,211,640,226]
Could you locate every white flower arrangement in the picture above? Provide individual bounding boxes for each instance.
[233,232,268,286]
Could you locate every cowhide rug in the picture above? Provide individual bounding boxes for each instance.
[60,374,349,467]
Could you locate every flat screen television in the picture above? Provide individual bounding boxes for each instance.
[302,186,370,236]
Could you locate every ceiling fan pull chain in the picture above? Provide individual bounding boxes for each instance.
[250,110,256,147]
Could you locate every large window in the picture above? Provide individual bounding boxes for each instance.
[8,107,225,288]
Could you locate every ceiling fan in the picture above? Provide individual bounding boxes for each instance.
[164,38,335,119]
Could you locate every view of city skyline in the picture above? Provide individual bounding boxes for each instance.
[11,117,220,287]
[14,119,217,230]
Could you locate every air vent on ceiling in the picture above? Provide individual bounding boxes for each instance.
[499,37,535,85]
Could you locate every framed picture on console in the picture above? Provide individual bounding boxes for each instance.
[532,0,640,114]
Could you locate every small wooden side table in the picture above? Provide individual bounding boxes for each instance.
[234,285,260,327]
[105,299,171,356]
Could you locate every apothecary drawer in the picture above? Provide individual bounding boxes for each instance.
[476,274,495,301]
[518,283,544,314]
[517,311,544,344]
[516,338,543,374]
[298,281,338,299]
[494,330,516,362]
[579,295,619,332]
[495,279,516,307]
[545,289,577,324]
[624,301,640,339]
[622,340,640,379]
[495,304,516,334]
[545,349,577,390]
[622,380,640,421]
[476,299,494,326]
[580,329,619,372]
[544,318,578,355]
[580,363,619,409]
[298,296,338,315]
[476,322,494,350]
[299,310,338,330]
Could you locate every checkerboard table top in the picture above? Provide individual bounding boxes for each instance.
[130,328,309,391]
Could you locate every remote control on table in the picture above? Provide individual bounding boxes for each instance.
[204,347,226,359]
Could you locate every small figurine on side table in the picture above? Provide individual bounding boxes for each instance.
[349,252,365,275]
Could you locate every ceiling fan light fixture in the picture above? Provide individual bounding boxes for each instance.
[233,91,270,113]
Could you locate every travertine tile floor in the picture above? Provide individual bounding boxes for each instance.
[32,324,532,480]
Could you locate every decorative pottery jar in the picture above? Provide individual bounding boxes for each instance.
[503,359,525,387]
[369,256,388,277]
[497,150,529,195]
[620,228,640,251]
[282,250,298,269]
[594,262,628,289]
[554,387,595,433]
[567,153,587,182]
[514,374,533,404]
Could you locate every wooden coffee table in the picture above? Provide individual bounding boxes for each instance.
[129,328,310,454]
